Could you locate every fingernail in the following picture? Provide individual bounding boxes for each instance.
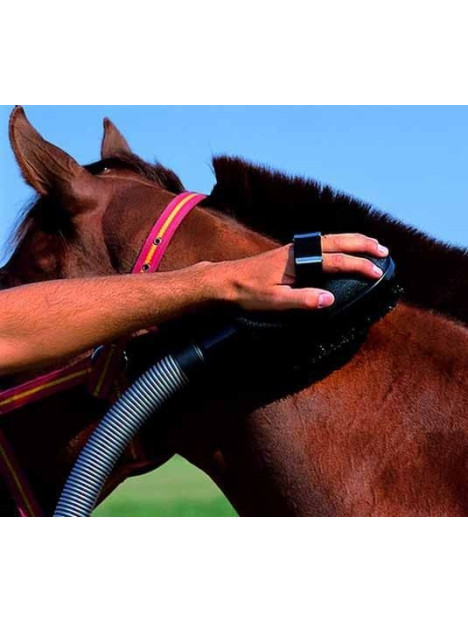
[378,244,388,255]
[318,292,335,308]
[373,265,383,276]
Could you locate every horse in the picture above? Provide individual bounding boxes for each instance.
[1,106,467,516]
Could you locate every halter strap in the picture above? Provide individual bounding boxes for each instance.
[0,191,206,516]
[133,192,206,273]
[88,192,206,398]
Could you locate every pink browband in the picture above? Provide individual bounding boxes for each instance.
[88,191,207,399]
[133,192,205,273]
[0,191,207,516]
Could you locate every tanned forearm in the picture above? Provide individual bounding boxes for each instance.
[0,235,389,375]
[0,262,221,374]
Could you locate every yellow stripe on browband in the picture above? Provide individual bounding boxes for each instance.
[0,368,89,408]
[140,193,198,270]
[157,193,198,238]
[0,441,35,516]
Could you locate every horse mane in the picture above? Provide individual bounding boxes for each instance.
[208,156,468,327]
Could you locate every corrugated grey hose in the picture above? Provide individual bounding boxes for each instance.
[54,354,189,517]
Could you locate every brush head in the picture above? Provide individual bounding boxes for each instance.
[229,254,403,395]
[128,254,402,405]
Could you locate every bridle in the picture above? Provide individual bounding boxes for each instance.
[0,191,207,517]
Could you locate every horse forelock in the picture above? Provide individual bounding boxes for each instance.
[85,153,185,194]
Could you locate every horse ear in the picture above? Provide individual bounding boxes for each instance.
[9,106,93,200]
[101,118,132,159]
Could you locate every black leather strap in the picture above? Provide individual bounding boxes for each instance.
[293,232,323,286]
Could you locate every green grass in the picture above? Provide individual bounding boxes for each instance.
[92,455,237,517]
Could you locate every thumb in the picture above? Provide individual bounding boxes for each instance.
[274,287,335,310]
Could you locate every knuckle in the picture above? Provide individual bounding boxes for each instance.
[355,233,372,246]
[261,288,275,302]
[332,253,346,267]
[356,233,371,243]
[362,258,375,271]
[267,290,286,308]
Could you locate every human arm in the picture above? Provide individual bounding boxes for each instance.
[0,233,387,374]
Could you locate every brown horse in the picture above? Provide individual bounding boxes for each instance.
[1,107,467,516]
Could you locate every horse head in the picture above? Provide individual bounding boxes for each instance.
[2,107,280,515]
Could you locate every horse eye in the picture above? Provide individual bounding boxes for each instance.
[101,167,111,174]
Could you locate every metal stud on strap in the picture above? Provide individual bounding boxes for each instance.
[293,232,323,286]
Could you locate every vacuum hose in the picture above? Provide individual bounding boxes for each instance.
[54,326,238,517]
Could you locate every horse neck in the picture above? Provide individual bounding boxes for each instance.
[158,206,279,273]
[193,303,468,516]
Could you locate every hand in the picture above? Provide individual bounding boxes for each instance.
[218,233,389,311]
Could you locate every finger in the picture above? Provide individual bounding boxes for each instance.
[323,253,384,278]
[270,287,335,310]
[322,233,388,257]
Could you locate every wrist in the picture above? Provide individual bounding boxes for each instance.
[195,260,237,306]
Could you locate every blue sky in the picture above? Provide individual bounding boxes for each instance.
[1,106,467,264]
